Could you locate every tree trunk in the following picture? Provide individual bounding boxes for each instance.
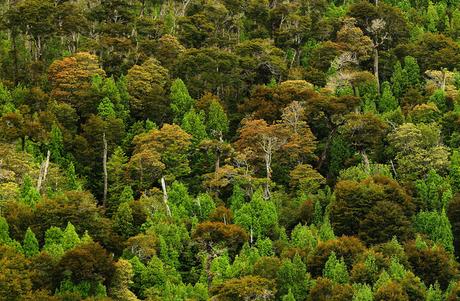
[161,176,172,217]
[360,149,370,173]
[215,149,221,172]
[374,47,380,95]
[103,132,108,207]
[264,153,271,199]
[37,150,50,192]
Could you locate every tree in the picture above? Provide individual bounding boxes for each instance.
[235,119,288,197]
[62,222,80,251]
[22,227,39,257]
[126,58,169,122]
[113,202,135,239]
[389,123,450,181]
[379,82,398,113]
[330,176,414,244]
[234,189,278,244]
[97,97,116,119]
[20,175,40,207]
[414,210,454,253]
[0,245,32,300]
[170,78,195,123]
[110,259,139,301]
[277,255,310,301]
[210,276,276,301]
[340,113,388,171]
[207,99,229,140]
[48,52,106,117]
[0,217,11,244]
[49,123,64,165]
[323,252,349,284]
[181,108,208,145]
[55,242,115,291]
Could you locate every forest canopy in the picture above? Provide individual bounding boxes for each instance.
[2,0,460,300]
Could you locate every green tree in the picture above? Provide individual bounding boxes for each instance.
[426,283,443,301]
[0,217,11,244]
[379,81,398,113]
[414,210,454,252]
[66,162,81,191]
[234,189,278,243]
[391,61,408,99]
[352,284,373,301]
[62,222,80,251]
[113,202,135,239]
[323,251,349,284]
[20,175,40,207]
[282,289,296,301]
[22,227,39,257]
[277,254,310,301]
[97,97,116,119]
[49,123,64,164]
[181,108,208,145]
[207,99,229,140]
[170,78,195,123]
[403,56,420,88]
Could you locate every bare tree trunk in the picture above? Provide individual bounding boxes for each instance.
[215,149,221,172]
[103,133,108,207]
[264,153,271,199]
[161,176,172,217]
[360,150,370,173]
[37,150,50,192]
[374,47,380,94]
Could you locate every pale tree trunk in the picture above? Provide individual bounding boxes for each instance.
[161,176,172,217]
[360,150,370,173]
[103,133,108,207]
[264,152,271,199]
[37,150,50,192]
[374,47,380,95]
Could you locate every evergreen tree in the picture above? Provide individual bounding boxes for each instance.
[277,254,310,301]
[20,175,40,206]
[389,257,406,280]
[43,226,65,258]
[119,186,134,204]
[427,0,440,32]
[426,282,443,301]
[450,150,460,192]
[181,108,208,145]
[62,222,80,251]
[430,89,447,112]
[229,184,245,212]
[0,216,10,244]
[113,202,135,238]
[391,61,408,98]
[291,224,317,249]
[66,162,81,191]
[234,189,278,243]
[414,210,454,252]
[323,252,349,284]
[352,284,373,301]
[379,82,398,113]
[49,123,64,164]
[319,216,335,241]
[170,78,195,123]
[207,99,229,140]
[282,289,296,301]
[404,56,420,87]
[23,227,39,257]
[97,97,116,119]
